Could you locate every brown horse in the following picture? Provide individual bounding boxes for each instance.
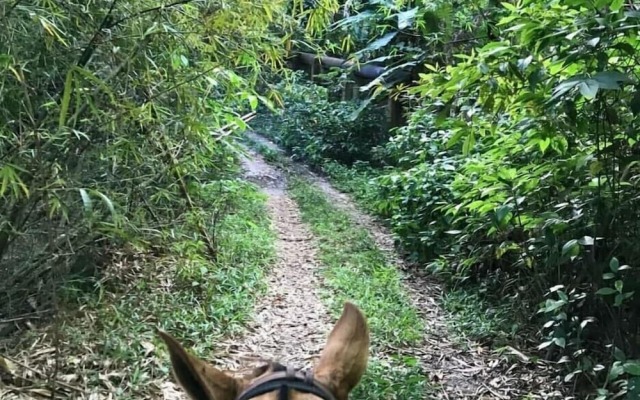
[158,302,370,400]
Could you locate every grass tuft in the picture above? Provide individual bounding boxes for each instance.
[10,180,277,398]
[288,177,422,347]
[442,287,524,347]
[286,176,428,398]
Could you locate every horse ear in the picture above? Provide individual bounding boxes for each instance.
[158,330,240,400]
[314,302,370,400]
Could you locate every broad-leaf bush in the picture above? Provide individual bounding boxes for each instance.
[379,1,640,396]
[260,0,640,396]
[255,74,389,167]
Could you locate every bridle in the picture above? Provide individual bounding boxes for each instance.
[236,365,336,400]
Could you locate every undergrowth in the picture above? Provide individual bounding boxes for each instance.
[441,288,523,348]
[287,177,427,398]
[6,180,276,399]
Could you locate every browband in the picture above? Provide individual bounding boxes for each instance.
[236,365,336,400]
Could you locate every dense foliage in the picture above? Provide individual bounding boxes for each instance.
[257,0,640,397]
[0,0,338,326]
[255,73,389,166]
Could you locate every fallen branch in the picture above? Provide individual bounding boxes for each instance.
[0,354,86,394]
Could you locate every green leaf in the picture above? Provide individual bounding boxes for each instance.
[517,56,533,71]
[359,31,398,54]
[446,128,466,148]
[501,2,517,11]
[592,71,632,89]
[614,347,626,362]
[495,205,512,225]
[58,69,74,128]
[462,131,476,155]
[551,77,582,101]
[397,7,418,30]
[596,287,617,295]
[610,0,624,11]
[537,340,554,350]
[543,299,566,312]
[561,239,579,258]
[553,337,566,348]
[586,37,600,47]
[610,257,620,273]
[0,164,29,199]
[609,361,625,381]
[539,137,550,153]
[92,190,116,219]
[248,95,258,110]
[624,361,640,376]
[331,10,375,30]
[578,79,599,98]
[614,280,623,292]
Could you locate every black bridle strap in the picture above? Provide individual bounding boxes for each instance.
[236,366,336,400]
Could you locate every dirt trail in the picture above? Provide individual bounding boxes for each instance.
[216,150,332,369]
[244,132,564,400]
[162,147,334,398]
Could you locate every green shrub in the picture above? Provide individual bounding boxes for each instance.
[257,1,640,395]
[255,75,389,167]
[369,2,640,395]
[0,0,315,322]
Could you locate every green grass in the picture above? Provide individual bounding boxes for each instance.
[441,288,522,347]
[248,133,526,343]
[15,179,277,399]
[248,132,538,398]
[245,132,381,213]
[288,177,422,346]
[242,133,291,170]
[287,177,428,399]
[320,160,381,211]
[352,358,426,399]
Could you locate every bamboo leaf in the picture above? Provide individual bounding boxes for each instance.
[92,190,116,218]
[72,66,117,104]
[462,131,476,155]
[59,69,74,128]
[79,188,93,212]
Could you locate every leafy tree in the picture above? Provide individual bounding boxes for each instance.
[0,0,336,323]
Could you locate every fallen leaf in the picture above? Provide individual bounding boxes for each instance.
[0,355,17,375]
[141,341,155,356]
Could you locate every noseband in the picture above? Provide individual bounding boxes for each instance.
[236,365,336,400]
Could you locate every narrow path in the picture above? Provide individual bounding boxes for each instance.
[216,151,332,369]
[163,147,333,398]
[244,131,564,399]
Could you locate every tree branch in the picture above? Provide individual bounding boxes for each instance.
[77,0,119,68]
[106,0,196,30]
